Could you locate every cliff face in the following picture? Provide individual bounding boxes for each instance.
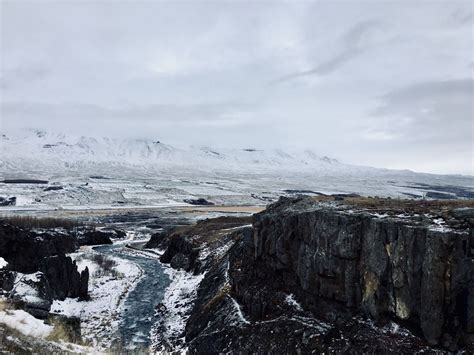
[0,224,89,309]
[0,224,77,273]
[152,197,473,352]
[243,197,473,348]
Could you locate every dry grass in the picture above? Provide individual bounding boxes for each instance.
[203,283,231,310]
[171,215,251,249]
[0,299,10,312]
[180,205,266,214]
[0,215,83,230]
[311,195,474,213]
[45,319,71,343]
[77,253,122,278]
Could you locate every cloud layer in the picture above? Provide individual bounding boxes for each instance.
[1,1,472,174]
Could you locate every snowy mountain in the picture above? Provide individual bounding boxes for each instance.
[0,130,342,175]
[0,130,473,209]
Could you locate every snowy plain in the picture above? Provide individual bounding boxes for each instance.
[1,130,472,211]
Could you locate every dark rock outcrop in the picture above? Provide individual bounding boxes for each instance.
[2,179,48,184]
[0,224,77,273]
[183,198,214,206]
[155,216,252,272]
[161,197,473,353]
[77,230,113,246]
[0,269,14,294]
[104,228,127,239]
[170,253,191,270]
[426,191,453,199]
[234,197,473,349]
[184,226,435,353]
[0,197,16,206]
[160,233,198,272]
[43,186,63,191]
[0,223,89,311]
[40,255,88,300]
[145,230,172,249]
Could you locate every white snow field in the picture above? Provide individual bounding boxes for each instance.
[0,130,472,209]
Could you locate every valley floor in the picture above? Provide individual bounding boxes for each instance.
[1,198,473,353]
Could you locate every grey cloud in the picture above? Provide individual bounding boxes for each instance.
[450,8,473,25]
[1,101,254,127]
[0,67,49,90]
[342,20,380,46]
[1,1,472,174]
[274,20,381,82]
[367,79,473,142]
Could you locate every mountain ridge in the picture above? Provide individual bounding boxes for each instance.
[1,130,346,174]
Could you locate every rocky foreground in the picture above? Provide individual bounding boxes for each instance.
[0,220,127,351]
[152,196,474,353]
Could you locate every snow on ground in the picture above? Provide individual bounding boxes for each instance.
[10,272,46,306]
[1,130,473,211]
[197,237,238,263]
[428,216,453,232]
[285,294,304,312]
[0,257,7,269]
[151,266,205,352]
[229,296,251,325]
[369,212,390,218]
[0,309,53,338]
[0,296,96,354]
[51,249,142,349]
[358,317,419,339]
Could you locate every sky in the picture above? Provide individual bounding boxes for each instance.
[0,0,472,175]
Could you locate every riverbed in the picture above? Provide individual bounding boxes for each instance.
[94,242,170,351]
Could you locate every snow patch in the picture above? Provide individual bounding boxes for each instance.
[370,212,389,218]
[10,272,45,305]
[229,296,250,325]
[51,250,142,349]
[428,216,453,232]
[151,266,205,352]
[0,309,53,338]
[285,294,304,312]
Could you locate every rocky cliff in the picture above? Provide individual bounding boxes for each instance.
[0,223,89,316]
[244,197,473,349]
[155,196,474,352]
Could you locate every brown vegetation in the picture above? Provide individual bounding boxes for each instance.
[312,195,474,213]
[0,215,84,230]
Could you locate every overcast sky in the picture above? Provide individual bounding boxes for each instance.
[1,1,472,175]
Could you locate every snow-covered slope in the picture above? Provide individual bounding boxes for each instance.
[0,130,341,176]
[0,130,472,209]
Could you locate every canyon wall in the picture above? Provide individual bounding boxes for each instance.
[240,197,473,348]
[154,197,473,351]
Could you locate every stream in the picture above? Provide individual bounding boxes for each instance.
[94,241,171,351]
